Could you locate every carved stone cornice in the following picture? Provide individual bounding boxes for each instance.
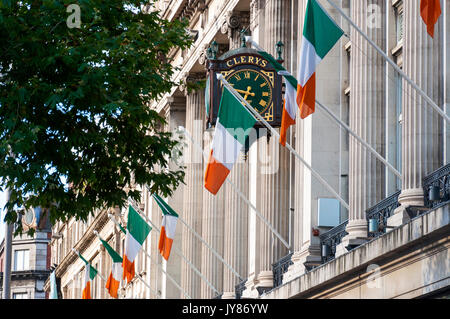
[54,208,110,279]
[180,0,207,21]
[220,10,250,39]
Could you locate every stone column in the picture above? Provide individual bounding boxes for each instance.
[222,155,249,299]
[253,0,291,295]
[181,75,206,299]
[336,0,387,254]
[285,0,346,279]
[446,0,450,163]
[389,0,443,226]
[200,129,225,299]
[162,97,186,298]
[219,10,251,299]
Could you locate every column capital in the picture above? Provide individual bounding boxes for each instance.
[220,10,250,36]
[180,72,207,96]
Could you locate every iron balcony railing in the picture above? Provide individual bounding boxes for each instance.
[423,163,450,210]
[235,279,247,299]
[366,190,401,238]
[319,220,349,263]
[272,252,293,289]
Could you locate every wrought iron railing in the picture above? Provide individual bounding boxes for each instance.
[365,190,401,238]
[423,163,450,209]
[235,279,247,299]
[319,220,348,263]
[272,252,293,289]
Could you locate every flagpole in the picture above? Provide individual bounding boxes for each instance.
[216,73,350,211]
[72,248,107,282]
[324,0,450,124]
[179,126,292,250]
[145,185,245,282]
[107,214,191,299]
[92,230,161,299]
[127,200,221,296]
[245,37,402,179]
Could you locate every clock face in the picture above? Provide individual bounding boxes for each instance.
[226,69,273,115]
[24,209,34,225]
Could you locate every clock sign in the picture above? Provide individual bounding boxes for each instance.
[206,47,283,129]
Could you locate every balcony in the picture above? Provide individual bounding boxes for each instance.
[235,279,247,299]
[366,190,401,238]
[423,163,450,210]
[319,220,349,263]
[267,164,450,295]
[272,252,293,289]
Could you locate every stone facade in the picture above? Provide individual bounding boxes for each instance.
[45,0,449,299]
[0,230,52,299]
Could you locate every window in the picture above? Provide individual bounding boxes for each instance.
[396,74,403,190]
[395,4,404,44]
[14,249,30,271]
[13,292,28,299]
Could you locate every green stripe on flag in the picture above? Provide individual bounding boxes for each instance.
[100,238,123,263]
[303,0,344,59]
[205,77,210,117]
[257,51,298,89]
[118,223,126,235]
[78,253,89,265]
[78,253,98,280]
[152,194,179,217]
[127,205,152,245]
[89,265,98,281]
[217,86,257,146]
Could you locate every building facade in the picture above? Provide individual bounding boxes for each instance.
[0,228,52,299]
[45,0,449,299]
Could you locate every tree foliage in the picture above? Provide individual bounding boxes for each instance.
[0,0,192,233]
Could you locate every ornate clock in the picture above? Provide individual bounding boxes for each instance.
[206,45,283,129]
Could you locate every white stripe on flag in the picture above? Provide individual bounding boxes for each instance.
[211,122,244,170]
[163,215,178,239]
[298,36,322,86]
[124,231,142,263]
[112,262,123,281]
[285,80,297,119]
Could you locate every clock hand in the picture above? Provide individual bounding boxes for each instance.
[235,88,256,97]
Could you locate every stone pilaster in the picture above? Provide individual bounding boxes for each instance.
[161,97,186,298]
[251,0,292,295]
[222,154,249,298]
[285,0,346,279]
[200,129,225,299]
[181,75,206,299]
[337,0,386,254]
[389,0,443,227]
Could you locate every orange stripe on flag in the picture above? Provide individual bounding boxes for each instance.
[420,0,442,38]
[122,255,135,283]
[106,273,120,299]
[82,281,91,299]
[204,149,231,195]
[280,99,296,146]
[296,73,316,120]
[158,226,174,261]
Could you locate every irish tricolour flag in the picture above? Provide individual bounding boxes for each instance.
[99,238,123,299]
[256,51,298,146]
[153,193,179,261]
[297,0,344,119]
[204,86,257,195]
[78,252,98,299]
[122,204,151,283]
